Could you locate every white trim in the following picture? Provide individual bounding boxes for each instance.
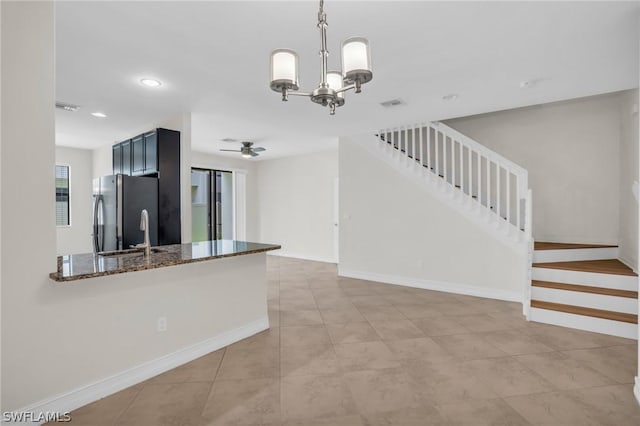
[532,267,638,292]
[529,307,637,339]
[619,255,639,274]
[268,250,336,264]
[338,268,522,302]
[191,159,248,175]
[14,317,269,425]
[635,376,640,406]
[232,170,247,241]
[531,286,638,314]
[533,247,619,263]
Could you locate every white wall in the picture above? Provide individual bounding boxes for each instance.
[92,143,112,179]
[339,136,528,300]
[1,0,57,409]
[618,89,639,271]
[1,4,269,413]
[56,147,94,255]
[191,151,260,242]
[256,149,339,263]
[446,92,625,245]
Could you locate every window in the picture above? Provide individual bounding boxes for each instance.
[55,165,70,226]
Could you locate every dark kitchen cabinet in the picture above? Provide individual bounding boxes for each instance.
[132,135,145,175]
[112,140,132,175]
[112,144,122,175]
[112,128,181,245]
[144,131,157,173]
[121,140,132,175]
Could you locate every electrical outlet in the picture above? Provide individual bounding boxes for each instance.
[157,317,167,332]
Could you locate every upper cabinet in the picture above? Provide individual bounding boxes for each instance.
[112,130,166,177]
[112,139,132,175]
[144,131,158,173]
[112,128,181,245]
[132,135,145,175]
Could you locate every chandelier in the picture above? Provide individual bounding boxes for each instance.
[269,0,373,115]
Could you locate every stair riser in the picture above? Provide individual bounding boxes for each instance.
[529,307,637,339]
[532,267,638,292]
[533,247,619,263]
[531,287,637,315]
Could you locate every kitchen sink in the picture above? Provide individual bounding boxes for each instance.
[97,247,167,257]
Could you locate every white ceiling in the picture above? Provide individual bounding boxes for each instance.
[55,1,639,160]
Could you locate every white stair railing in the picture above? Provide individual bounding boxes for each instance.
[378,121,532,239]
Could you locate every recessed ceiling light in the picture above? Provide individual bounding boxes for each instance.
[520,79,542,89]
[140,78,162,88]
[442,94,458,101]
[91,112,107,118]
[380,99,405,108]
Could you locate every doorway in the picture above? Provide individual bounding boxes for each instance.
[191,168,233,241]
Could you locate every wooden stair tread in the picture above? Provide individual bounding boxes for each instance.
[534,242,618,251]
[531,300,637,324]
[533,259,637,277]
[532,280,638,298]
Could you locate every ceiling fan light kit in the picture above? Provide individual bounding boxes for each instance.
[220,141,266,158]
[269,0,373,115]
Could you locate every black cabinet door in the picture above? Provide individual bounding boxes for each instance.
[132,135,145,175]
[113,144,122,175]
[121,140,132,175]
[144,131,157,173]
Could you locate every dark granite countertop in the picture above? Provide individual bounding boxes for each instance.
[50,240,281,282]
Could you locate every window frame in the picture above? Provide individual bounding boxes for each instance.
[55,164,72,228]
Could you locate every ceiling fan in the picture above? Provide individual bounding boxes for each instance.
[220,141,266,158]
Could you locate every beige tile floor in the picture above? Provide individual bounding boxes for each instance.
[57,256,640,425]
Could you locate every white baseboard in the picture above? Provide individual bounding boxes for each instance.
[12,317,269,425]
[338,268,522,302]
[635,376,640,406]
[268,250,337,264]
[619,255,639,275]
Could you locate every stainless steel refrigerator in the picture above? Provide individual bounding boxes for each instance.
[92,175,159,252]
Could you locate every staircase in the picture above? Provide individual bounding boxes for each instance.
[530,242,638,339]
[377,122,533,243]
[373,122,638,339]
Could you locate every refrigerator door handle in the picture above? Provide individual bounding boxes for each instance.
[92,195,100,252]
[97,196,105,252]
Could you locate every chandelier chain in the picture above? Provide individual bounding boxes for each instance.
[318,0,326,25]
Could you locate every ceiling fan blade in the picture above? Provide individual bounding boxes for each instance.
[219,149,241,152]
[250,151,259,157]
[252,147,266,152]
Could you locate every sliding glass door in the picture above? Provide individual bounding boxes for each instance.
[191,168,233,241]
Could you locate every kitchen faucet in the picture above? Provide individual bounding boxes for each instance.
[134,209,151,257]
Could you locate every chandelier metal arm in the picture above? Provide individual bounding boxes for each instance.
[287,91,312,97]
[335,84,356,94]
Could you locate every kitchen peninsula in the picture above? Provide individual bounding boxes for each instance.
[51,240,280,281]
[44,239,280,410]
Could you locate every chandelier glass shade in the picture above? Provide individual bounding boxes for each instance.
[269,0,372,115]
